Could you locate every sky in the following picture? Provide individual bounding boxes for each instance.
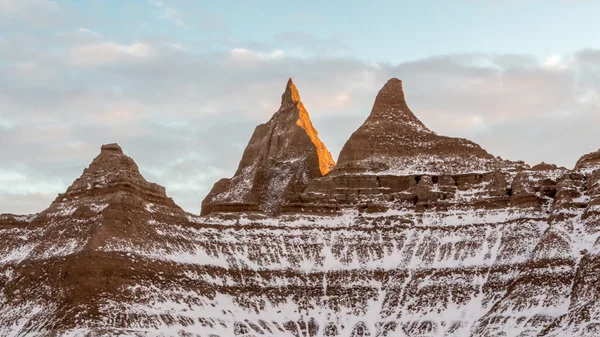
[1,0,600,214]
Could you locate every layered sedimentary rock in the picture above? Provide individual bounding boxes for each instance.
[335,78,501,175]
[295,78,526,213]
[469,161,600,337]
[2,80,600,337]
[54,143,181,209]
[0,144,189,335]
[575,148,600,171]
[202,78,335,216]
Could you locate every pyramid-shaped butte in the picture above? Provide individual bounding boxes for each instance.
[201,78,335,215]
[51,143,181,210]
[40,143,183,260]
[334,78,501,175]
[0,143,193,335]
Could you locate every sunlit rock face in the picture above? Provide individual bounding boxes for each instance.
[1,80,600,337]
[201,78,335,216]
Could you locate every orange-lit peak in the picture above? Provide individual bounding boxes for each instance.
[285,79,335,175]
[281,77,301,105]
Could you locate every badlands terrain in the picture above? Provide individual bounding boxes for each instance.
[1,78,599,336]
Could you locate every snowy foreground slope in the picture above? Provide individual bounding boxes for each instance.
[1,78,600,336]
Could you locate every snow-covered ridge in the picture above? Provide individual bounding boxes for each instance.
[2,167,599,337]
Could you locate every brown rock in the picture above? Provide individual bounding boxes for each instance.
[510,172,542,209]
[51,143,181,210]
[299,78,524,212]
[201,78,335,215]
[3,79,600,337]
[414,175,435,211]
[532,162,560,171]
[334,78,500,175]
[583,169,600,224]
[0,143,192,334]
[575,148,600,170]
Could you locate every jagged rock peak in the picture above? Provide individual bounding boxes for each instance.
[72,143,142,187]
[237,79,335,176]
[281,77,301,105]
[201,78,335,215]
[368,77,429,130]
[51,143,180,209]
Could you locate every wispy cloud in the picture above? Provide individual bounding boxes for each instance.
[148,0,188,29]
[230,48,285,61]
[68,42,155,66]
[273,32,351,56]
[0,0,57,14]
[76,27,99,36]
[0,0,61,26]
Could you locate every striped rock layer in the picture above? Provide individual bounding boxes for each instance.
[2,79,600,337]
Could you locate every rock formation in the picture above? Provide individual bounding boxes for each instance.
[297,78,526,213]
[0,144,191,335]
[201,78,335,215]
[575,148,600,171]
[1,79,600,337]
[335,78,502,175]
[52,143,181,210]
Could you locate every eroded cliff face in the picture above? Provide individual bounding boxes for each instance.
[201,78,335,216]
[0,144,189,335]
[1,80,600,337]
[294,78,526,214]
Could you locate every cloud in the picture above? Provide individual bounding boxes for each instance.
[0,192,56,215]
[0,0,65,28]
[148,0,187,29]
[272,32,351,56]
[229,48,285,62]
[541,55,566,69]
[68,42,155,66]
[0,0,57,14]
[1,28,600,214]
[76,27,99,36]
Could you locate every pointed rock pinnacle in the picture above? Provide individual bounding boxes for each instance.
[333,78,498,175]
[281,78,301,105]
[202,78,335,215]
[368,77,427,129]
